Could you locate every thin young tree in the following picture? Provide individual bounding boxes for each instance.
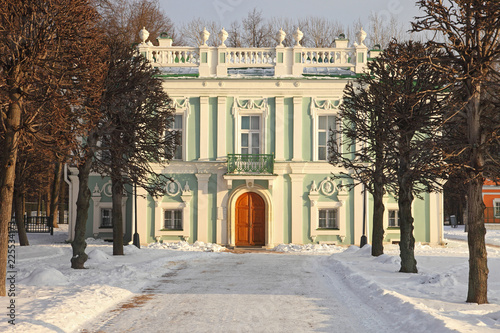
[92,38,178,255]
[412,0,500,304]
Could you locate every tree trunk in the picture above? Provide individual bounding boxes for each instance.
[398,152,417,273]
[371,183,385,257]
[0,90,22,296]
[59,178,66,224]
[14,188,29,246]
[70,132,98,269]
[465,90,488,304]
[50,162,63,228]
[112,176,124,255]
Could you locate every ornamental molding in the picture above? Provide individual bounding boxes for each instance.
[319,176,336,196]
[172,97,191,116]
[310,97,343,118]
[232,97,269,118]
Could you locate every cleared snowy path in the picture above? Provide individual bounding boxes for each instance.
[82,252,397,333]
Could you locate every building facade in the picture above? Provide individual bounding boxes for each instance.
[65,27,444,247]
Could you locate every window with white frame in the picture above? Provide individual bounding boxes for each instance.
[164,209,182,230]
[388,209,400,227]
[495,201,500,217]
[317,115,336,161]
[318,208,338,229]
[168,114,183,160]
[101,208,112,228]
[241,115,260,155]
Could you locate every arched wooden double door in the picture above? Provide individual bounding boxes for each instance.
[236,192,265,246]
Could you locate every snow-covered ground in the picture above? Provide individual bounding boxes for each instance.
[1,224,500,332]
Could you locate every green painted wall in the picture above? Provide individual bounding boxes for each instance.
[268,97,276,155]
[209,98,217,160]
[302,97,312,161]
[227,97,234,154]
[188,97,200,161]
[284,98,293,160]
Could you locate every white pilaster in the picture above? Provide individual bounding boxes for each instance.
[292,96,303,161]
[217,96,227,160]
[196,173,211,242]
[275,97,285,161]
[199,96,209,160]
[290,173,305,243]
[136,186,148,245]
[216,171,228,244]
[272,170,285,245]
[67,168,79,242]
[353,185,364,246]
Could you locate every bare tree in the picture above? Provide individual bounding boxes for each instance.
[268,17,295,47]
[226,20,243,47]
[180,18,219,47]
[242,8,273,47]
[300,17,344,48]
[98,0,179,45]
[368,12,408,48]
[412,0,500,304]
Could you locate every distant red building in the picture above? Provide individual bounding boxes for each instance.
[483,179,500,223]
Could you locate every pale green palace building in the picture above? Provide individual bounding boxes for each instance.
[64,27,444,247]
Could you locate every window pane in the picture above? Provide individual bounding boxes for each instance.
[318,132,326,145]
[241,116,250,130]
[241,133,248,147]
[242,148,249,155]
[251,116,260,130]
[318,147,326,161]
[328,116,336,131]
[318,116,327,130]
[174,145,182,160]
[251,133,260,149]
[252,147,259,155]
[174,115,183,129]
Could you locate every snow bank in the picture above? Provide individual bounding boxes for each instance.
[20,267,69,286]
[148,240,226,252]
[273,243,344,254]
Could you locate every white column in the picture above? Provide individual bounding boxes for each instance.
[429,192,443,245]
[199,96,209,160]
[196,173,211,242]
[273,171,285,245]
[67,170,80,242]
[136,186,148,245]
[353,185,364,246]
[292,96,303,161]
[290,173,305,243]
[217,96,227,160]
[275,97,285,161]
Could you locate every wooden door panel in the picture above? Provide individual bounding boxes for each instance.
[236,192,266,246]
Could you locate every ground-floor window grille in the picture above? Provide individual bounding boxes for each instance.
[164,210,182,230]
[318,209,338,229]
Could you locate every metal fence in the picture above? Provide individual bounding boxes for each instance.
[9,216,54,235]
[485,208,500,224]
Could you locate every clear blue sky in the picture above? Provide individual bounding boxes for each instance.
[158,0,423,29]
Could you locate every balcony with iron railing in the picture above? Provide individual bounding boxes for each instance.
[137,27,381,77]
[227,154,274,175]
